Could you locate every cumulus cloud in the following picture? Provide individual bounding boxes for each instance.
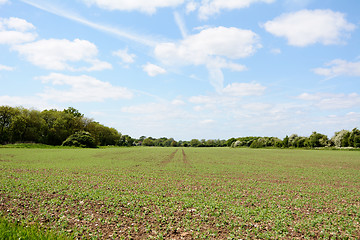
[263,9,356,46]
[113,47,136,66]
[222,82,266,97]
[313,59,360,78]
[12,38,112,71]
[81,0,185,14]
[154,26,260,90]
[198,0,275,20]
[37,73,133,102]
[186,1,198,14]
[155,27,260,65]
[0,17,37,44]
[142,63,166,77]
[0,64,14,71]
[298,92,360,110]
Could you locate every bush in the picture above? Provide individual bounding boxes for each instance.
[62,131,97,148]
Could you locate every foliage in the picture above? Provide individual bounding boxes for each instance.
[0,106,122,147]
[0,215,70,239]
[62,131,97,148]
[1,105,359,149]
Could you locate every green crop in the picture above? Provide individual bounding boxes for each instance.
[0,147,359,239]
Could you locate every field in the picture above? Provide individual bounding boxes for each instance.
[1,147,360,239]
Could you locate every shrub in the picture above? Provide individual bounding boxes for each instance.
[62,131,97,148]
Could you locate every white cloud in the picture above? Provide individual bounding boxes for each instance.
[81,0,185,14]
[313,59,360,78]
[155,27,260,65]
[37,73,133,102]
[186,1,198,14]
[189,82,266,107]
[174,11,188,38]
[155,26,260,90]
[142,63,166,77]
[270,48,281,55]
[113,47,136,65]
[0,17,37,45]
[263,9,356,46]
[0,0,9,4]
[12,38,112,71]
[0,64,14,71]
[171,99,185,105]
[222,82,266,97]
[20,0,158,47]
[298,92,360,110]
[198,0,275,20]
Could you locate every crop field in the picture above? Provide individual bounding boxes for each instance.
[0,147,360,239]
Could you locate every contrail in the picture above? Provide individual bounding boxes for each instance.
[20,0,158,47]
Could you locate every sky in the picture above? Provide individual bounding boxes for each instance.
[0,0,359,140]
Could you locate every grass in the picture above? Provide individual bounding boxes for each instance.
[0,147,359,239]
[0,215,69,239]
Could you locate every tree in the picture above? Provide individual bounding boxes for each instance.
[226,138,237,147]
[348,128,360,148]
[143,137,155,146]
[282,135,289,148]
[62,131,96,148]
[119,135,134,146]
[250,138,265,148]
[0,106,19,144]
[307,132,328,148]
[170,140,178,147]
[63,107,83,118]
[190,139,201,147]
[332,130,350,147]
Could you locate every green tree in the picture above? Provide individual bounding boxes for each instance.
[63,107,83,118]
[119,135,134,146]
[143,137,155,146]
[190,139,201,147]
[348,128,360,148]
[282,135,289,148]
[332,130,350,147]
[0,106,19,144]
[62,131,96,148]
[307,132,328,148]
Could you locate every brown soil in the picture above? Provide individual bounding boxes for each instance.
[160,149,178,166]
[182,149,191,167]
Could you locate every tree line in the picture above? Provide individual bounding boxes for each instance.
[0,106,133,147]
[1,106,359,148]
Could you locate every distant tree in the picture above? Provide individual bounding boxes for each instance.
[288,134,298,147]
[226,138,237,147]
[332,130,350,147]
[190,139,201,147]
[170,140,178,147]
[250,138,265,148]
[348,128,360,148]
[0,106,19,144]
[119,135,134,146]
[63,107,83,118]
[282,135,289,148]
[62,131,96,148]
[307,132,328,148]
[143,137,155,146]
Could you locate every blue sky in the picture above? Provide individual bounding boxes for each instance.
[0,0,359,140]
